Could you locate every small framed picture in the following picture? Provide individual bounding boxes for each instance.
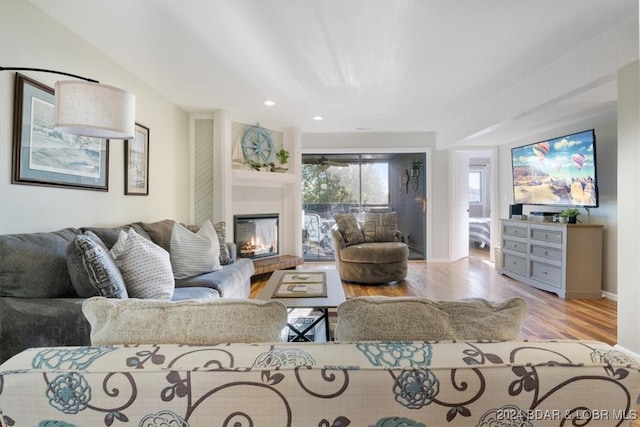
[11,73,109,191]
[124,123,149,195]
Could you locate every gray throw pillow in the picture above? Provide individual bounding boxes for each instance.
[335,296,528,341]
[66,231,128,298]
[334,214,365,246]
[82,297,288,345]
[363,212,399,242]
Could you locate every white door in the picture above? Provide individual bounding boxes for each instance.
[451,151,470,261]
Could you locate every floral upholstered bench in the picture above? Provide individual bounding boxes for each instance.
[1,340,639,426]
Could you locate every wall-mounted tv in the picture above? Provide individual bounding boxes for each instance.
[511,129,599,208]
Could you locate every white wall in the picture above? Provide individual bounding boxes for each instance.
[0,1,190,233]
[498,112,618,295]
[301,132,450,260]
[616,60,640,358]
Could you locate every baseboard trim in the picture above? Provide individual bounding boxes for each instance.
[601,290,617,301]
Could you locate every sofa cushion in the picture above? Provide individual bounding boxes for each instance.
[0,297,90,364]
[363,212,399,242]
[335,296,527,341]
[82,297,288,345]
[66,231,128,298]
[81,223,150,249]
[110,229,174,300]
[171,287,219,300]
[339,242,408,264]
[170,221,221,279]
[175,257,254,299]
[334,214,365,246]
[136,219,175,252]
[0,228,81,298]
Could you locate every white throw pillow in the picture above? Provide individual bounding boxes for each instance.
[170,220,221,279]
[110,228,175,300]
[82,297,288,345]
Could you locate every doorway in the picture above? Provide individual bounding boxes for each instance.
[301,152,427,262]
[451,148,498,262]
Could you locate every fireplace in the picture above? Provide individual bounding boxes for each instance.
[233,214,279,259]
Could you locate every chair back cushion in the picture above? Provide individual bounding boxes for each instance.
[335,296,527,341]
[82,297,288,345]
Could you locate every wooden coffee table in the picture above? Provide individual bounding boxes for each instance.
[257,269,346,341]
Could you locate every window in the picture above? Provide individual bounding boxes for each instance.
[469,170,483,205]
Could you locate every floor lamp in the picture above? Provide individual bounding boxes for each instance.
[0,66,136,140]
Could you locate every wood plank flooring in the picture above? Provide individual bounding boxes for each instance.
[250,247,617,344]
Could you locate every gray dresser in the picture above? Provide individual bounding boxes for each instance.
[500,219,603,299]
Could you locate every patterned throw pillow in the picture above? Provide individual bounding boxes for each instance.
[334,214,365,246]
[363,212,399,242]
[66,231,128,298]
[213,221,234,265]
[110,229,174,300]
[170,221,222,279]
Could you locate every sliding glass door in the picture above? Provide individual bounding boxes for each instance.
[301,153,426,261]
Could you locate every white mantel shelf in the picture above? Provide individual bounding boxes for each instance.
[232,169,297,187]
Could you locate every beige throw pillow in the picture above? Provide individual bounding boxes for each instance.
[335,296,527,341]
[82,297,288,345]
[110,229,175,300]
[334,214,365,246]
[170,221,222,279]
[363,212,399,242]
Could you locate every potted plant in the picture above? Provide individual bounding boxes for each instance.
[559,208,580,224]
[275,148,290,165]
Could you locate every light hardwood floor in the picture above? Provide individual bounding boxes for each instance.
[250,247,617,345]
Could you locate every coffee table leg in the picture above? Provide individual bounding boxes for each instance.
[287,309,331,342]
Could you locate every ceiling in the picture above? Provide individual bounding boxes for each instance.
[32,1,638,148]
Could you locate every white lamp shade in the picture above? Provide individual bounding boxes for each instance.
[54,80,136,139]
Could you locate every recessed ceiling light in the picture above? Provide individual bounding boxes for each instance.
[264,100,275,106]
[313,115,323,121]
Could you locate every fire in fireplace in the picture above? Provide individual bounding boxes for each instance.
[233,213,279,259]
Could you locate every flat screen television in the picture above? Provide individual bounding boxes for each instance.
[511,129,599,208]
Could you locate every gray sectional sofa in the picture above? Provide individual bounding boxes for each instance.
[0,219,255,364]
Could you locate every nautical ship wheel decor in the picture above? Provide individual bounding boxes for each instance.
[241,126,275,166]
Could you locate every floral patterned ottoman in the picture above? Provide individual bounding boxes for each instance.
[1,340,639,426]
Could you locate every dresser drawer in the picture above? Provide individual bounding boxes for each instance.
[530,227,563,244]
[502,237,527,253]
[502,253,527,276]
[530,244,562,261]
[531,261,562,288]
[503,224,527,238]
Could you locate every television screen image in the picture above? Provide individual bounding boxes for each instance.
[511,129,598,208]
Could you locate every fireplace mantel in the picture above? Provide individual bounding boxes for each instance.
[232,170,296,187]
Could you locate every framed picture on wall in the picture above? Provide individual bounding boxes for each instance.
[124,123,149,195]
[11,73,109,191]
